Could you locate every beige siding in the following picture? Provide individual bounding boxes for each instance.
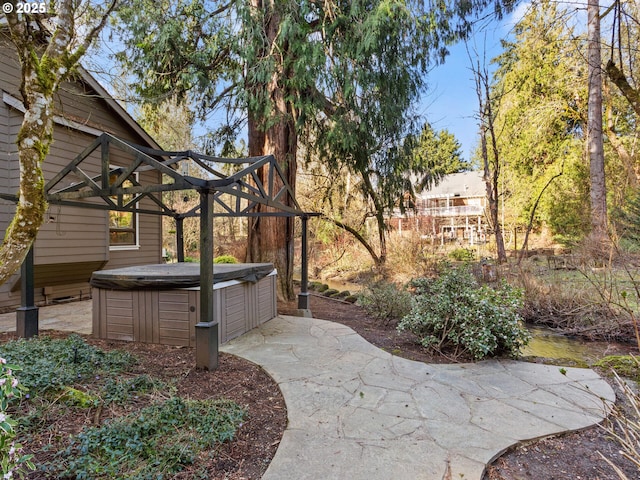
[104,168,163,269]
[0,33,162,311]
[0,102,16,229]
[0,102,11,192]
[0,36,22,100]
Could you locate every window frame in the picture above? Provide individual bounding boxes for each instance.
[108,171,140,251]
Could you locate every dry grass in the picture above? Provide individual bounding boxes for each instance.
[599,362,640,479]
[513,261,637,342]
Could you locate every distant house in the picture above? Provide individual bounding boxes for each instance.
[0,31,163,311]
[390,171,487,245]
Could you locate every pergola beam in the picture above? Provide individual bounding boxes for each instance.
[13,132,314,370]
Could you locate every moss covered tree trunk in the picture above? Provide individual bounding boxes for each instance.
[1,0,115,285]
[0,74,52,282]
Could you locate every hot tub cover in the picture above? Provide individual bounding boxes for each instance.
[90,263,275,290]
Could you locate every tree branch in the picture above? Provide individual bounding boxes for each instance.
[605,59,640,118]
[321,214,381,265]
[517,168,564,264]
[66,0,119,69]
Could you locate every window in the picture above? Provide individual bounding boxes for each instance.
[109,174,139,249]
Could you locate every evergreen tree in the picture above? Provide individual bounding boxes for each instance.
[491,1,589,244]
[114,0,517,297]
[615,189,640,244]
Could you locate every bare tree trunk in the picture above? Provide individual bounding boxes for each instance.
[361,174,387,266]
[587,0,608,239]
[245,0,297,301]
[518,170,563,264]
[323,215,381,265]
[472,59,507,263]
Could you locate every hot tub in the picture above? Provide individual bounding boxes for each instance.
[90,263,277,346]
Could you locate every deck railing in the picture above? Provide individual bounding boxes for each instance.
[418,205,484,217]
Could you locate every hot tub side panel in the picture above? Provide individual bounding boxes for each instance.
[218,283,250,344]
[93,288,198,346]
[156,290,197,346]
[93,289,134,342]
[92,272,277,346]
[214,272,277,343]
[257,273,277,325]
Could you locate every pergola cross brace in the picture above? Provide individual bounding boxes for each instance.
[15,133,315,370]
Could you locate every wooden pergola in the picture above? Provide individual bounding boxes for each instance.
[11,133,314,369]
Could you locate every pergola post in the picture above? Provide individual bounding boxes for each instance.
[297,215,312,317]
[16,246,38,338]
[39,134,314,369]
[195,190,218,370]
[176,216,185,262]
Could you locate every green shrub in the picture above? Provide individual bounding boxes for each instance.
[323,288,339,297]
[316,283,329,292]
[448,247,475,262]
[51,397,245,479]
[398,266,530,360]
[214,254,238,264]
[358,281,412,325]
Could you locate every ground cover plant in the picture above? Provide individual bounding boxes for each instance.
[0,357,34,478]
[0,335,252,479]
[54,397,244,479]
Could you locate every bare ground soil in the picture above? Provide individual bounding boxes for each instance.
[3,293,639,479]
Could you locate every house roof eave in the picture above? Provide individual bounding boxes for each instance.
[76,66,162,151]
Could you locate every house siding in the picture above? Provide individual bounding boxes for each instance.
[390,171,487,245]
[0,33,162,311]
[0,101,15,220]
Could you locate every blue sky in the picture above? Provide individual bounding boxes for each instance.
[420,14,516,162]
[422,42,484,163]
